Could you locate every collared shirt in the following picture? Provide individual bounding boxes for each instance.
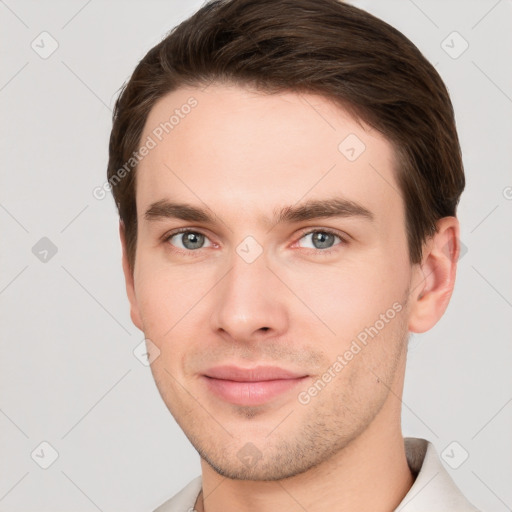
[153,437,481,512]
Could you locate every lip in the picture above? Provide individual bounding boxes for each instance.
[202,365,308,406]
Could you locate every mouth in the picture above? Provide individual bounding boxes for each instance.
[202,365,309,406]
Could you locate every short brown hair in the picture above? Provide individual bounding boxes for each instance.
[107,0,464,271]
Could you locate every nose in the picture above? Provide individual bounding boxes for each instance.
[209,251,289,344]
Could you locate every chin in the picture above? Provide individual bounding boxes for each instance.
[195,434,341,482]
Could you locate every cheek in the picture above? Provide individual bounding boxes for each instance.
[133,256,194,336]
[133,254,220,364]
[284,251,409,342]
[133,270,169,334]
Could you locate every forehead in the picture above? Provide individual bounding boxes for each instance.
[135,84,402,227]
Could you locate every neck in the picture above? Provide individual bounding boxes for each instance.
[197,396,414,512]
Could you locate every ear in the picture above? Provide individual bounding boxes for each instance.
[119,221,143,331]
[408,217,461,333]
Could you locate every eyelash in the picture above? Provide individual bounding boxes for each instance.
[163,227,349,257]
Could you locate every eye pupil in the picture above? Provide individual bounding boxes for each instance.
[312,232,335,249]
[182,232,204,250]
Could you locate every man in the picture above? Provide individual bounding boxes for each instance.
[107,0,480,510]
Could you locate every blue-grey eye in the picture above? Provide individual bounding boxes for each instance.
[298,231,341,250]
[169,231,210,250]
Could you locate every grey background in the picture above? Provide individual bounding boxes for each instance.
[1,0,511,511]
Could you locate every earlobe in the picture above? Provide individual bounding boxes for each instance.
[119,221,143,331]
[408,217,460,333]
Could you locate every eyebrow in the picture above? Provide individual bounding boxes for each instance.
[143,197,374,226]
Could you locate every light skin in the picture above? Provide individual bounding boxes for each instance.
[120,83,460,512]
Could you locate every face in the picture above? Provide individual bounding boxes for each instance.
[124,83,420,480]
